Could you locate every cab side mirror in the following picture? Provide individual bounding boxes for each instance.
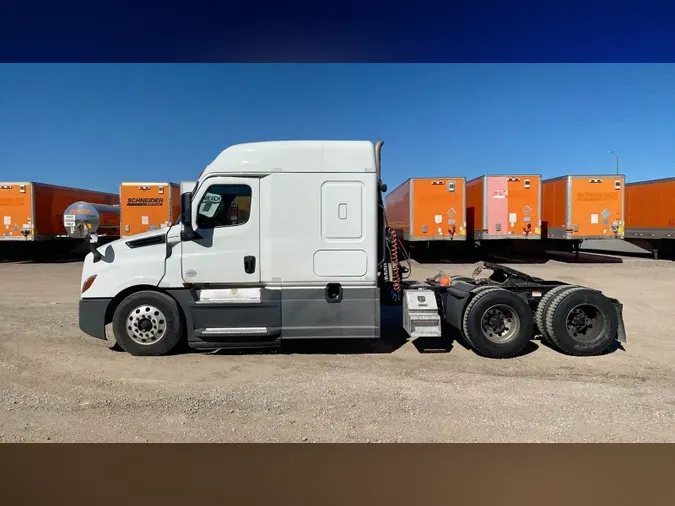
[180,191,200,241]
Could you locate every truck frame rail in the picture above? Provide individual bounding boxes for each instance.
[401,262,626,359]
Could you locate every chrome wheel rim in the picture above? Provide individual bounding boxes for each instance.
[125,305,167,345]
[480,304,521,344]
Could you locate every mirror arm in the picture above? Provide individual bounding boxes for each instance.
[181,227,202,241]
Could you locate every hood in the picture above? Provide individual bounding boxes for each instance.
[81,226,172,295]
[86,226,171,266]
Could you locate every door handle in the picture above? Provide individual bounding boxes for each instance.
[244,256,256,274]
[325,283,343,303]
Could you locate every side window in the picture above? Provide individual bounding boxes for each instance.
[196,184,252,229]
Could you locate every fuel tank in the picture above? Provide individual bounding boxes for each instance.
[62,201,121,239]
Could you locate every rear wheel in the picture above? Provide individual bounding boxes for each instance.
[112,290,184,356]
[544,287,618,356]
[534,285,578,341]
[470,284,496,294]
[462,288,535,359]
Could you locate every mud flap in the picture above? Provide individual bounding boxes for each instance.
[614,301,627,343]
[439,285,472,330]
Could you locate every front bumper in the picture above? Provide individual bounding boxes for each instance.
[79,298,112,340]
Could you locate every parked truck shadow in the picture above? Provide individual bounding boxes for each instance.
[0,237,117,264]
[582,248,653,260]
[203,333,456,357]
[0,249,85,264]
[0,242,88,264]
[536,335,625,355]
[202,307,538,358]
[202,329,542,358]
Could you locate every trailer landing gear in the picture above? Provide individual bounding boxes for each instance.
[573,240,581,260]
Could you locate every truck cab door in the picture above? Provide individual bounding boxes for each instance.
[181,176,260,285]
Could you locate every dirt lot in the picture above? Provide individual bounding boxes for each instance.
[1,251,674,442]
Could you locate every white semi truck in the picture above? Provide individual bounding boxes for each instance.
[78,140,626,358]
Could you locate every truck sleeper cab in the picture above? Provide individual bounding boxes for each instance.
[78,140,627,359]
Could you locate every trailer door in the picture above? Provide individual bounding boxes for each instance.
[0,183,33,240]
[181,176,260,285]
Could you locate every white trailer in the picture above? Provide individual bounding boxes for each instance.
[180,181,196,194]
[77,141,626,358]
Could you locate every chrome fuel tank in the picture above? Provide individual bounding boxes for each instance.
[63,201,121,239]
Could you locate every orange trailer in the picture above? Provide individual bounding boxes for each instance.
[541,174,625,241]
[0,182,119,241]
[385,177,466,242]
[465,175,541,241]
[120,182,181,236]
[624,177,675,259]
[625,177,675,239]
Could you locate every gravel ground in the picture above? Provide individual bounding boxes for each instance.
[0,250,674,442]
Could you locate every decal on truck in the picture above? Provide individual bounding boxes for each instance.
[198,193,223,217]
[126,197,164,206]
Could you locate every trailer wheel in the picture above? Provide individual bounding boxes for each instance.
[112,290,184,357]
[534,285,577,340]
[462,288,535,359]
[544,287,618,356]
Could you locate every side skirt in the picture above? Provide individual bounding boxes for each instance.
[167,287,282,350]
[167,285,381,350]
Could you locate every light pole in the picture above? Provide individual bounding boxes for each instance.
[608,150,619,174]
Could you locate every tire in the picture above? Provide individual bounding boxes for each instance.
[471,284,495,294]
[456,284,496,343]
[534,285,578,340]
[450,275,473,283]
[544,287,618,356]
[462,288,535,359]
[112,290,184,356]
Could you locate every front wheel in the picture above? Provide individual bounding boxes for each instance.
[112,290,184,356]
[461,288,535,359]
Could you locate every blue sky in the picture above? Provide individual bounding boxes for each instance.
[1,63,675,194]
